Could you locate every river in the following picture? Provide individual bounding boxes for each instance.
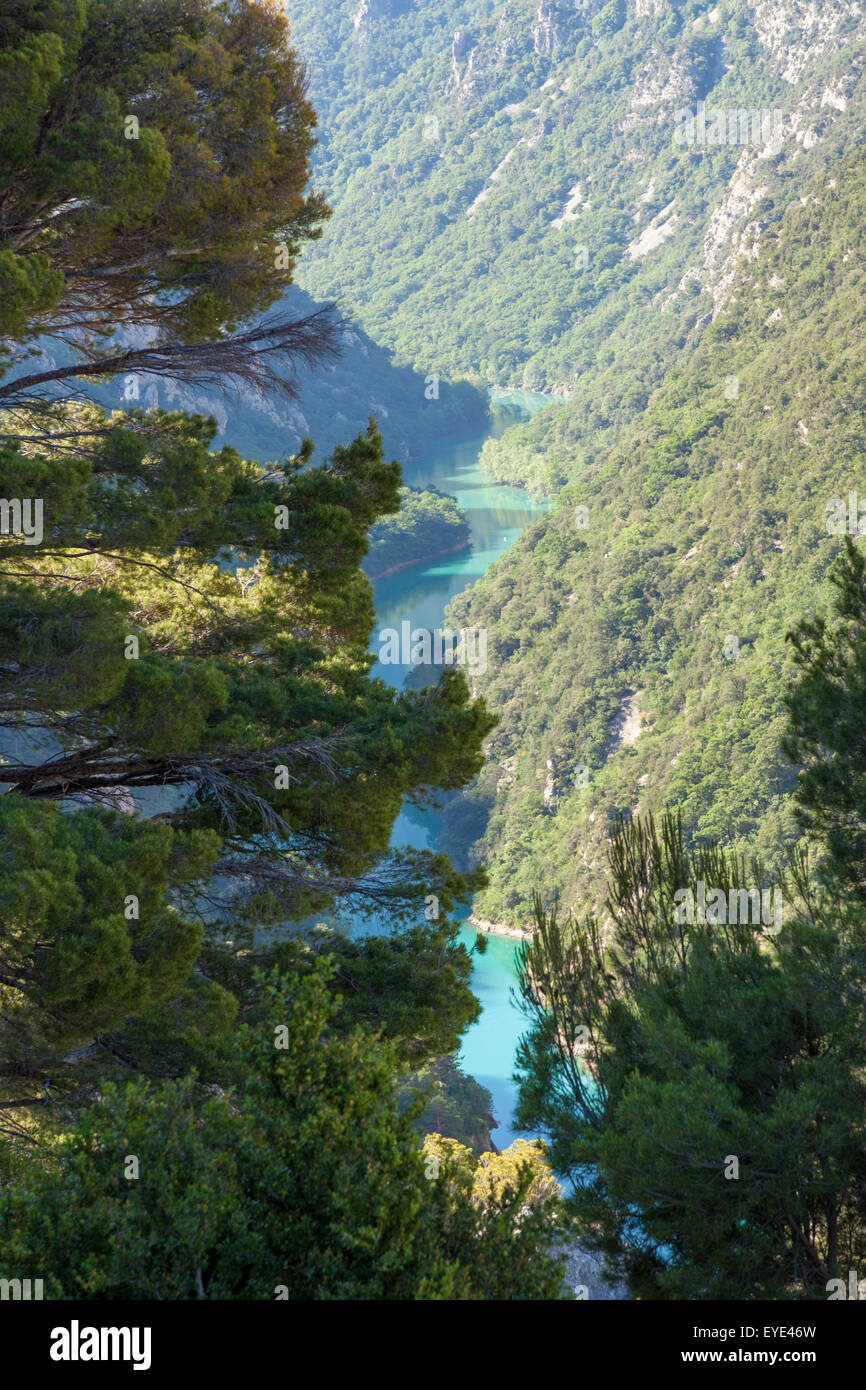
[367,390,551,1148]
[0,386,549,1151]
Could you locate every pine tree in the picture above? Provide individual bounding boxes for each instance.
[515,807,866,1298]
[784,536,866,892]
[0,0,335,411]
[0,962,566,1300]
[0,2,495,1146]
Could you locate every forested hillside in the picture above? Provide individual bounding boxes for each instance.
[444,140,866,925]
[363,485,471,579]
[284,0,865,420]
[277,0,866,927]
[5,0,866,1317]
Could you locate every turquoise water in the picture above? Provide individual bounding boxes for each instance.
[367,391,550,1148]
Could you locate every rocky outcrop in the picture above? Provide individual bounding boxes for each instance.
[469,914,532,940]
[533,0,598,58]
[751,0,865,85]
[560,1239,630,1300]
[292,0,866,396]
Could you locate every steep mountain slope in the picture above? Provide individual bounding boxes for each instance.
[273,1,866,926]
[441,139,866,924]
[284,0,865,422]
[33,287,486,467]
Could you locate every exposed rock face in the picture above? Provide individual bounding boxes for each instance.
[469,914,532,940]
[543,757,557,806]
[628,199,678,257]
[352,0,413,41]
[622,48,699,132]
[450,29,482,94]
[609,692,644,756]
[680,52,861,313]
[291,0,866,394]
[560,1239,630,1300]
[26,282,487,466]
[751,0,865,84]
[533,0,598,57]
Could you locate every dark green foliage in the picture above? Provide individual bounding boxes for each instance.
[0,962,565,1300]
[270,914,483,1068]
[0,796,223,1131]
[514,552,866,1298]
[363,485,471,579]
[0,403,496,1124]
[0,1,497,1170]
[784,537,866,893]
[515,810,866,1299]
[399,1056,496,1154]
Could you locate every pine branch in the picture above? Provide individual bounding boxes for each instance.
[0,307,343,408]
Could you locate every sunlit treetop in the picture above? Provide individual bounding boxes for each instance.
[0,0,330,363]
